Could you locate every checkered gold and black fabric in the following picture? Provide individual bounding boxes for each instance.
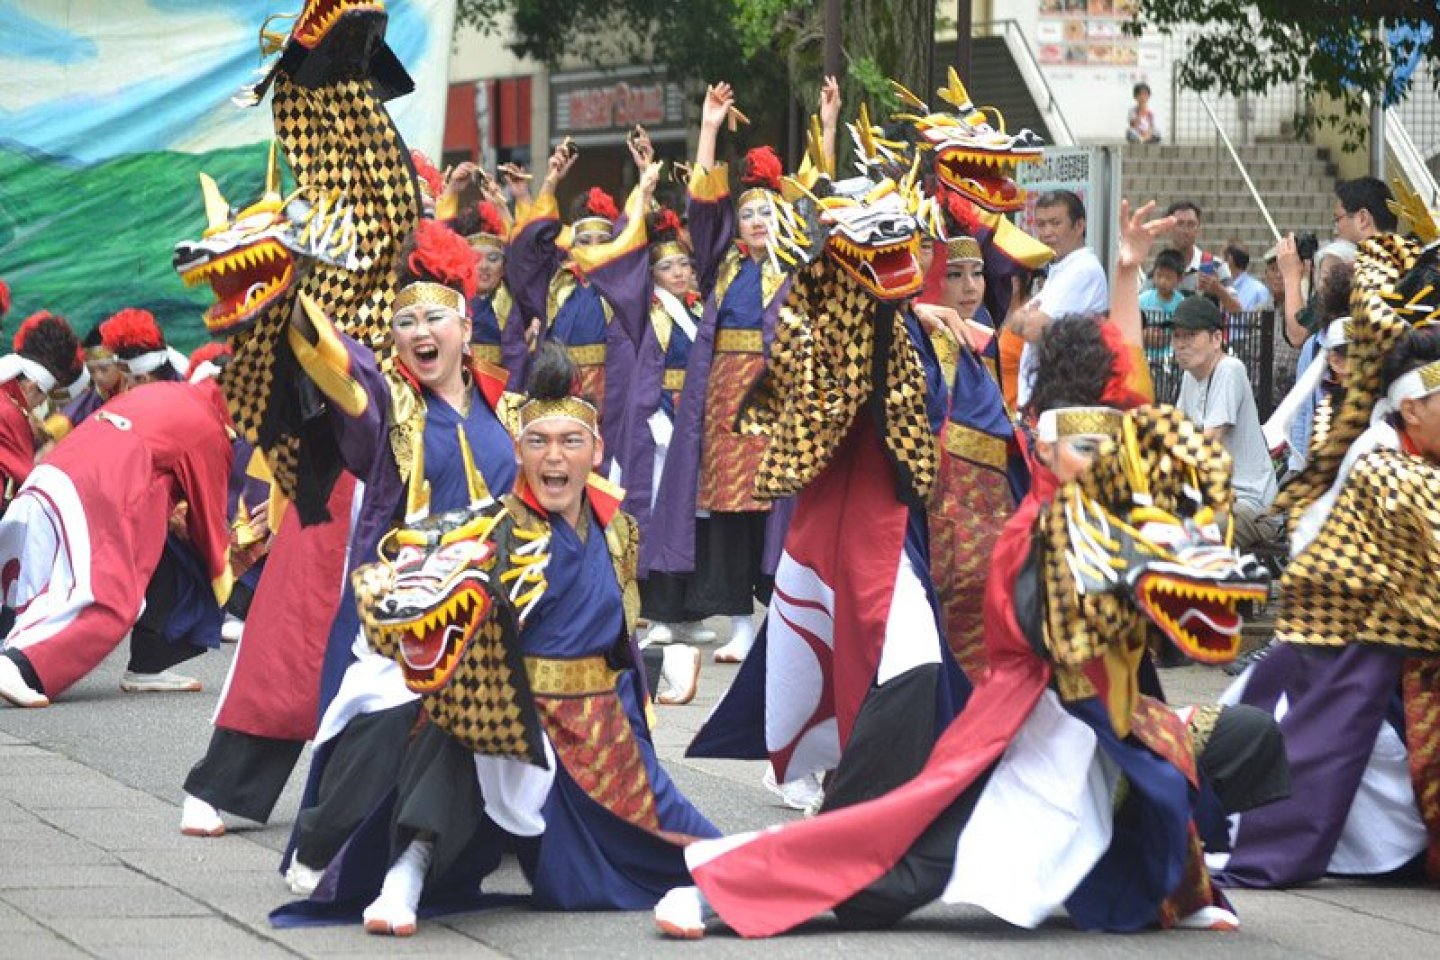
[221,72,420,513]
[1279,447,1440,654]
[1278,233,1420,516]
[1039,406,1234,666]
[738,257,937,504]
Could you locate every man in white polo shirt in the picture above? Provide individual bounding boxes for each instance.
[1005,190,1107,408]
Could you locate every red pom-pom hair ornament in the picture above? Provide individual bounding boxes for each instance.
[410,149,444,200]
[187,341,232,373]
[0,279,10,319]
[583,187,620,222]
[407,219,479,301]
[13,310,54,352]
[100,308,165,353]
[476,201,507,238]
[651,207,683,238]
[741,146,783,192]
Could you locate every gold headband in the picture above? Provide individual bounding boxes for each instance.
[1036,406,1123,443]
[392,281,467,318]
[945,236,983,264]
[571,216,614,239]
[467,233,505,253]
[650,240,689,265]
[737,186,775,210]
[519,397,599,436]
[85,345,115,362]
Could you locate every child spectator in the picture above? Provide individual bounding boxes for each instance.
[1127,82,1161,143]
[1139,248,1185,316]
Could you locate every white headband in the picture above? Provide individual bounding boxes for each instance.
[0,354,57,393]
[1036,405,1122,443]
[51,364,91,403]
[1386,359,1440,413]
[121,348,172,377]
[1326,317,1351,350]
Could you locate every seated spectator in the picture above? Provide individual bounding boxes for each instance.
[1225,243,1272,312]
[1126,82,1161,143]
[1138,248,1186,317]
[1170,296,1280,551]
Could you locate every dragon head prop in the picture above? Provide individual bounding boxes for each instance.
[351,446,548,764]
[238,0,411,106]
[766,104,944,301]
[173,143,357,336]
[891,66,1044,215]
[1040,406,1270,666]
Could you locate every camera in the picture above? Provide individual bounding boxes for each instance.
[1295,232,1319,263]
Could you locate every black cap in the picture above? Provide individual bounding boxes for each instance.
[1172,294,1223,331]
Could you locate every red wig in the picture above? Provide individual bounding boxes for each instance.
[476,201,507,237]
[410,149,444,199]
[741,146,783,192]
[583,187,619,222]
[406,219,479,301]
[100,308,164,353]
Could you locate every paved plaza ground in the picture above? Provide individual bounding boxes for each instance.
[1,632,1437,958]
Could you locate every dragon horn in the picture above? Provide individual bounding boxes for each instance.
[264,141,283,203]
[198,172,230,234]
[457,424,492,508]
[889,78,929,113]
[937,66,974,110]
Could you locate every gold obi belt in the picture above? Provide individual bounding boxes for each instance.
[715,328,763,354]
[525,655,619,696]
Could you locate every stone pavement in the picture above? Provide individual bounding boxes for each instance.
[1,641,1438,958]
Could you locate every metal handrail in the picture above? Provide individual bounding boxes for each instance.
[970,19,1076,146]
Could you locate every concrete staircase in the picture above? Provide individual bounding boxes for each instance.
[1120,142,1339,258]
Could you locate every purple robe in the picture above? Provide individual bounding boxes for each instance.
[642,188,794,577]
[468,283,532,390]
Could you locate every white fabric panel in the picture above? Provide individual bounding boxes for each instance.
[763,552,839,778]
[312,632,419,745]
[475,735,557,837]
[1328,721,1428,875]
[943,690,1119,928]
[876,550,942,685]
[0,466,93,650]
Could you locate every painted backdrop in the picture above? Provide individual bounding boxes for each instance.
[0,0,457,350]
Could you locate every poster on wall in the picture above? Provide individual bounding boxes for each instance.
[0,0,457,351]
[1036,0,1139,68]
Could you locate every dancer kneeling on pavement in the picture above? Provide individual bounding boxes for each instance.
[656,317,1287,939]
[274,342,719,937]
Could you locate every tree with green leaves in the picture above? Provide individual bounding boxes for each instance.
[1128,1,1440,149]
[454,0,938,157]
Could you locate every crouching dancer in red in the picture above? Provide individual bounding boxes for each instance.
[0,377,235,707]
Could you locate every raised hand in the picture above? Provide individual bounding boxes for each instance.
[627,126,655,170]
[639,160,663,201]
[819,75,841,130]
[701,82,735,132]
[544,140,578,187]
[1116,198,1176,271]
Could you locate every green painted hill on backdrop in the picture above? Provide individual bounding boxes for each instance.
[0,142,269,352]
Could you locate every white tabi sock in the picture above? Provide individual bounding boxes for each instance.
[363,838,433,936]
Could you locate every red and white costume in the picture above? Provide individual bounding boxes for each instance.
[0,381,234,699]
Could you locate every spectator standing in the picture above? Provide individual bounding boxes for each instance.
[1138,248,1186,317]
[1005,190,1108,408]
[1225,243,1272,312]
[1170,296,1280,551]
[1278,236,1356,472]
[1332,176,1397,246]
[1166,202,1242,313]
[1126,82,1161,143]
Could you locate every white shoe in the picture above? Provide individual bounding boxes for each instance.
[1176,905,1239,930]
[678,621,717,644]
[762,765,824,811]
[120,670,202,693]
[362,839,432,937]
[657,645,701,705]
[180,795,226,837]
[0,656,48,708]
[284,859,325,897]
[220,615,244,644]
[643,622,676,647]
[654,885,712,940]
